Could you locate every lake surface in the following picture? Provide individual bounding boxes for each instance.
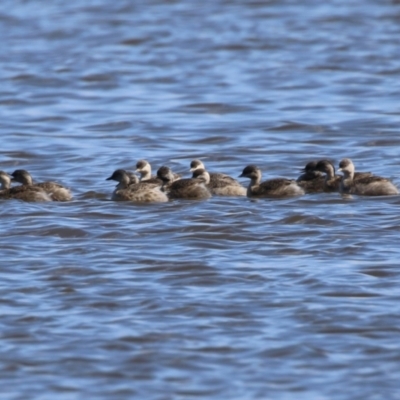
[1,1,400,399]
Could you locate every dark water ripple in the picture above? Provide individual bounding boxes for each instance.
[2,0,400,399]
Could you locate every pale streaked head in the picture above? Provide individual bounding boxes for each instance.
[190,159,205,172]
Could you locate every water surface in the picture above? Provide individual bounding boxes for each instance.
[1,1,400,399]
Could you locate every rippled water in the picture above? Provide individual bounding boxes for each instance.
[1,1,400,399]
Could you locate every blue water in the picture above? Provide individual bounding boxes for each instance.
[1,1,400,399]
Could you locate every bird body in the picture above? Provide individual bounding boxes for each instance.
[158,166,211,199]
[10,169,72,201]
[338,159,398,196]
[239,165,304,198]
[190,159,246,196]
[0,171,52,202]
[106,169,168,202]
